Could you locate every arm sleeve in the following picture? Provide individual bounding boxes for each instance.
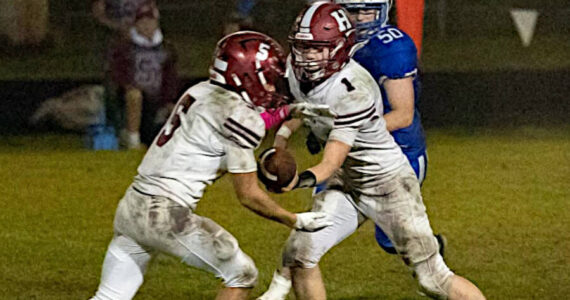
[378,33,418,80]
[379,50,418,80]
[225,145,258,173]
[259,105,290,130]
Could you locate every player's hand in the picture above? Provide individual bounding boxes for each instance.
[281,172,299,193]
[294,212,333,232]
[289,103,337,119]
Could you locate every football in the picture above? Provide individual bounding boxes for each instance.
[258,148,297,193]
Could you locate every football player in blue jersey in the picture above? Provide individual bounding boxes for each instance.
[334,0,448,257]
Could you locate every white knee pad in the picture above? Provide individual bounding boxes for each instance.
[211,227,240,261]
[414,253,454,299]
[223,249,258,288]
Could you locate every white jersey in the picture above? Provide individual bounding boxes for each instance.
[287,58,408,190]
[132,81,265,210]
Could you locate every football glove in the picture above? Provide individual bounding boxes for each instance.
[294,212,333,232]
[289,103,336,119]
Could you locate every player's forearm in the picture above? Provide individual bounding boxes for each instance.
[307,140,351,183]
[384,110,413,132]
[232,173,297,228]
[239,190,296,228]
[274,119,303,148]
[308,160,339,184]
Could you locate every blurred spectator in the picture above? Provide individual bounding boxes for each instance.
[92,0,155,36]
[106,3,179,149]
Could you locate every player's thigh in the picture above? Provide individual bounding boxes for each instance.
[359,168,438,265]
[154,209,257,286]
[153,210,257,287]
[283,189,360,268]
[114,189,257,287]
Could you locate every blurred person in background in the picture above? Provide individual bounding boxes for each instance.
[106,3,179,149]
[92,0,156,36]
[89,31,332,300]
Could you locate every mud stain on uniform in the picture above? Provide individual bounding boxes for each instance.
[168,205,191,234]
[199,217,239,261]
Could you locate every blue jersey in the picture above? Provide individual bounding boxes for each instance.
[353,25,426,159]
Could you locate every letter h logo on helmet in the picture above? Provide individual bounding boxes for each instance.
[330,9,352,33]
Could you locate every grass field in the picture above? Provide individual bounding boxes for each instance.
[0,126,569,299]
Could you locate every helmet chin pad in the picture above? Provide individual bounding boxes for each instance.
[291,44,331,82]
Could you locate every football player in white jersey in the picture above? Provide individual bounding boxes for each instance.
[89,31,334,300]
[257,2,486,300]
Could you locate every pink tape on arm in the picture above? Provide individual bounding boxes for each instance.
[260,105,290,130]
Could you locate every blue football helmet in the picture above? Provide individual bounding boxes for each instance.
[334,0,392,41]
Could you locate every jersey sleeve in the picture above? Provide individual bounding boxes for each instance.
[327,75,378,147]
[222,105,266,173]
[354,28,418,82]
[378,48,417,80]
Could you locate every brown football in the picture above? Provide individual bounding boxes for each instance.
[258,148,297,193]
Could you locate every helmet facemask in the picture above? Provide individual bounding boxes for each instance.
[290,39,347,83]
[231,59,290,110]
[337,0,392,42]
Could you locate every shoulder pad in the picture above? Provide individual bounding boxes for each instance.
[354,27,418,80]
[373,26,416,53]
[329,63,379,118]
[223,105,265,149]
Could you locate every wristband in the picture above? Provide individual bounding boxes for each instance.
[276,125,292,139]
[295,170,317,189]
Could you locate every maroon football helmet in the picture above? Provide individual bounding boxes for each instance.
[209,31,289,109]
[289,2,356,82]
